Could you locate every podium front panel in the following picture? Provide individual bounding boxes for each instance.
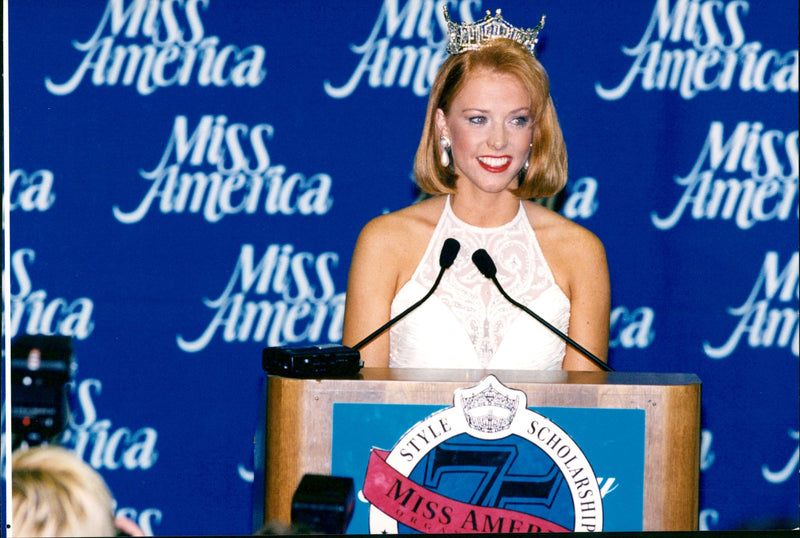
[262,369,700,532]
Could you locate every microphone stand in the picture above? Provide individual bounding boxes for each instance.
[488,273,613,372]
[353,238,460,350]
[263,238,461,377]
[472,249,613,372]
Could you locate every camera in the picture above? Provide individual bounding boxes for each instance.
[10,334,75,449]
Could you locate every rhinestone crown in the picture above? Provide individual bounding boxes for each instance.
[444,6,545,56]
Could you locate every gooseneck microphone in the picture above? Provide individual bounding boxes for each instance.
[352,237,461,350]
[471,249,613,372]
[262,238,461,377]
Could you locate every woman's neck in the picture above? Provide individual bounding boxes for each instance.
[449,191,520,228]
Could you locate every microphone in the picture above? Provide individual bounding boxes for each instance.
[352,237,461,350]
[471,249,613,372]
[262,238,461,377]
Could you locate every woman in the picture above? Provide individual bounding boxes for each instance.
[343,9,609,371]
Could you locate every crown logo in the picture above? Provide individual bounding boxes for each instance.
[443,6,545,57]
[460,383,520,434]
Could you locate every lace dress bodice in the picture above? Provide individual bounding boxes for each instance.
[389,196,570,370]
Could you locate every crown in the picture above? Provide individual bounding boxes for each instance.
[443,6,545,56]
[460,384,520,434]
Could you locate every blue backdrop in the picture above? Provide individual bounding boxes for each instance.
[3,0,797,534]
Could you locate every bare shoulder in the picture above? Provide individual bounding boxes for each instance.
[523,202,610,367]
[523,201,608,290]
[359,196,443,242]
[525,202,604,251]
[352,196,446,271]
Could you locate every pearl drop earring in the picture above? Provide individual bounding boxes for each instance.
[439,136,451,168]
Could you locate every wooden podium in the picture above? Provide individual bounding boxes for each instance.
[259,368,701,532]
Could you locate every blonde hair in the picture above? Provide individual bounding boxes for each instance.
[414,38,567,199]
[12,445,117,537]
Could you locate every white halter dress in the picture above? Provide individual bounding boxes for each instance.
[389,196,570,370]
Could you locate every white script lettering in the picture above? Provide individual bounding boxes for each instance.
[323,0,463,98]
[761,429,799,484]
[6,248,95,340]
[8,169,56,212]
[610,306,655,349]
[652,121,798,230]
[699,508,720,530]
[112,115,333,223]
[704,251,799,358]
[562,177,600,220]
[700,429,715,471]
[45,0,266,96]
[60,378,159,471]
[597,477,619,498]
[116,507,163,537]
[176,244,345,352]
[596,0,798,100]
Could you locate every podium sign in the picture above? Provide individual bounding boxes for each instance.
[333,376,646,533]
[262,369,700,532]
